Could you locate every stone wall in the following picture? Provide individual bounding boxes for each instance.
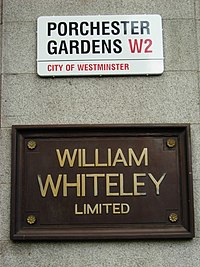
[1,1,200,266]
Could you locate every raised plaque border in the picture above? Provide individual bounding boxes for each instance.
[11,124,194,240]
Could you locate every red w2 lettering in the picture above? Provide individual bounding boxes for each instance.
[128,39,153,53]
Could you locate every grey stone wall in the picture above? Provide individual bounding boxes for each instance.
[1,0,200,266]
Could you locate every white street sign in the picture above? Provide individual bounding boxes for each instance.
[37,15,164,76]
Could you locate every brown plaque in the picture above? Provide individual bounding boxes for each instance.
[11,124,194,240]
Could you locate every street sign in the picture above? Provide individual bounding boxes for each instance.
[37,15,164,76]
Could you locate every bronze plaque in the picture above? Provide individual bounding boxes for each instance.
[11,125,194,240]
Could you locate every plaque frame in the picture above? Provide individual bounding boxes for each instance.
[11,124,194,240]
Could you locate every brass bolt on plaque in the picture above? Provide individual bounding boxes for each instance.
[27,140,37,150]
[27,215,37,225]
[167,138,176,148]
[169,213,178,223]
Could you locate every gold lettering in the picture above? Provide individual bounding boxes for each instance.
[119,173,133,196]
[133,173,147,196]
[75,204,83,215]
[56,148,77,167]
[37,174,62,197]
[102,203,112,214]
[81,174,86,197]
[112,148,128,166]
[87,203,99,214]
[84,203,86,214]
[106,173,119,196]
[78,149,82,167]
[82,149,95,167]
[95,149,108,166]
[148,173,166,195]
[107,148,112,166]
[86,173,105,196]
[99,202,102,214]
[74,203,130,215]
[63,174,81,197]
[121,203,130,214]
[113,203,121,214]
[128,148,148,166]
[56,147,149,168]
